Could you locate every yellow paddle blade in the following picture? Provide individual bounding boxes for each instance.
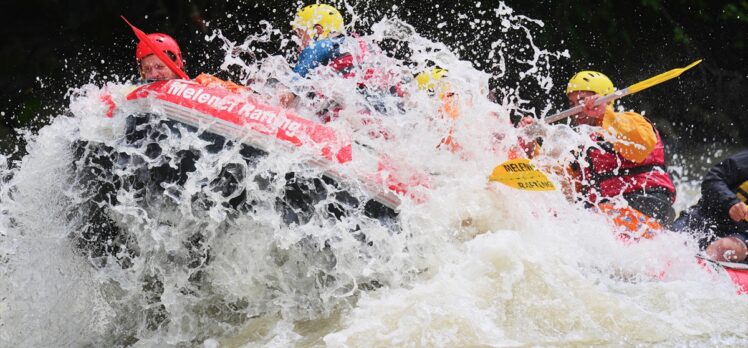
[627,59,701,94]
[489,158,556,191]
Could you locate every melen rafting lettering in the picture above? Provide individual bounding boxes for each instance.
[517,181,555,190]
[127,79,431,209]
[161,80,303,140]
[502,162,535,173]
[489,158,556,191]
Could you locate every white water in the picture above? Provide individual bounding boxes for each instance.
[2,3,748,347]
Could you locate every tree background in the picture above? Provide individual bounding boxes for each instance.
[1,0,746,167]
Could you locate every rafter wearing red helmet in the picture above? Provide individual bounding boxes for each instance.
[135,33,184,81]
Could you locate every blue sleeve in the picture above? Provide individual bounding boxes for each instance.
[293,39,340,77]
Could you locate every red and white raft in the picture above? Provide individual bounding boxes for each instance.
[123,79,429,210]
[597,204,748,294]
[699,258,748,294]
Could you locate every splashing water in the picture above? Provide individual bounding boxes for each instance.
[1,3,747,347]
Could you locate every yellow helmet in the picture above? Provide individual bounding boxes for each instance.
[416,68,449,92]
[292,4,344,39]
[566,71,615,96]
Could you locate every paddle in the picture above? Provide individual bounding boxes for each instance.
[121,16,190,80]
[488,158,556,191]
[545,59,702,123]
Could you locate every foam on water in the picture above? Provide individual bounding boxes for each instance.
[1,3,747,347]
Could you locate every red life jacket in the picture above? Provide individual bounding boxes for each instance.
[310,36,370,124]
[329,35,370,78]
[317,36,403,127]
[576,127,676,203]
[328,36,403,96]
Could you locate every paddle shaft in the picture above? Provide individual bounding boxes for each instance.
[544,88,631,124]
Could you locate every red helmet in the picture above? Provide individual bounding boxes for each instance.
[135,33,183,68]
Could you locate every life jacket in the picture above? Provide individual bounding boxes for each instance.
[328,35,369,78]
[576,126,676,203]
[318,36,403,134]
[597,203,661,241]
[328,35,403,96]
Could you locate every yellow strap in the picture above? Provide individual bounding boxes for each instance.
[736,180,748,203]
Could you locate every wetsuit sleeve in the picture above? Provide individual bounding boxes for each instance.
[601,108,657,163]
[701,151,748,215]
[293,39,339,78]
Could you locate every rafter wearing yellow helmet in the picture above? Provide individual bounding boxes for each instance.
[414,67,462,153]
[292,4,344,40]
[415,67,457,116]
[415,68,448,92]
[290,4,352,78]
[560,69,676,226]
[286,4,397,122]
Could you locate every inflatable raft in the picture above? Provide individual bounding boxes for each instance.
[598,203,748,294]
[699,257,748,294]
[71,79,429,266]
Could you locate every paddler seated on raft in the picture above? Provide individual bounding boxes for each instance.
[414,67,505,156]
[673,150,748,263]
[100,31,188,117]
[522,71,677,226]
[414,67,461,152]
[135,33,185,81]
[277,4,403,123]
[274,3,347,114]
[291,4,348,79]
[412,72,532,159]
[133,30,247,92]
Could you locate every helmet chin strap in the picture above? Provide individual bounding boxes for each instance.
[122,16,190,80]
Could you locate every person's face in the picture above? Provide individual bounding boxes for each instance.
[139,54,179,81]
[567,90,601,126]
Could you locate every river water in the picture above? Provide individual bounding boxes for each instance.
[1,4,747,347]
